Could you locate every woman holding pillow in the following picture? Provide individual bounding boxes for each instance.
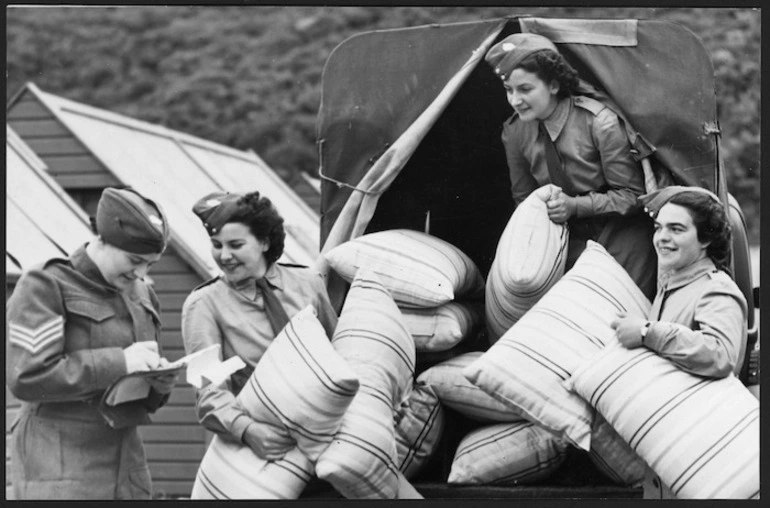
[182,191,338,462]
[611,186,748,498]
[484,33,657,300]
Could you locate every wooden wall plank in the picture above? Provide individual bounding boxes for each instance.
[41,154,106,174]
[54,172,121,188]
[7,99,52,120]
[9,119,70,138]
[23,137,89,156]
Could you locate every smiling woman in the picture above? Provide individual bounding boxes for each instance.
[181,190,338,473]
[610,185,748,499]
[485,32,657,301]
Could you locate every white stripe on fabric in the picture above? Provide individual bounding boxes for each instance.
[568,343,759,499]
[9,316,64,354]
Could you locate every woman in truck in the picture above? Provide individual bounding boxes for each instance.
[484,32,657,300]
[611,185,748,498]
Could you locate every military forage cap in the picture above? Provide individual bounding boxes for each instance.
[192,191,245,236]
[639,185,722,218]
[485,33,559,81]
[96,187,169,254]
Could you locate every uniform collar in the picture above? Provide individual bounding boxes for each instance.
[263,262,284,291]
[657,257,717,292]
[542,96,571,141]
[71,243,116,290]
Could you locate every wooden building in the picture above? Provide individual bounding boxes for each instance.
[5,126,95,498]
[6,83,322,498]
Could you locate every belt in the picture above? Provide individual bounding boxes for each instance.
[26,398,105,423]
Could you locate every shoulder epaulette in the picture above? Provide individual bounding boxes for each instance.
[42,257,70,269]
[277,262,310,269]
[574,96,607,116]
[191,275,221,292]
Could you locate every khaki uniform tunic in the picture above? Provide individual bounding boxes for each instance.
[6,244,167,499]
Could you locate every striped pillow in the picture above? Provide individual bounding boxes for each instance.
[448,421,568,485]
[323,229,485,308]
[236,305,360,461]
[400,301,483,352]
[486,184,568,342]
[191,436,313,499]
[464,241,650,450]
[418,352,526,423]
[567,343,760,499]
[587,412,647,486]
[191,306,360,500]
[315,269,416,499]
[395,381,446,479]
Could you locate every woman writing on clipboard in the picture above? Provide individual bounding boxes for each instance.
[6,187,178,499]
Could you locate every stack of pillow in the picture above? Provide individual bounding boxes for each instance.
[324,229,487,368]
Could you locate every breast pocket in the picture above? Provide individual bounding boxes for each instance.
[64,298,120,349]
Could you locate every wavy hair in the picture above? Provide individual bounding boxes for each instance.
[228,191,286,265]
[516,50,580,99]
[667,191,732,273]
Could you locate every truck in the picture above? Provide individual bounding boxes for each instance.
[311,15,759,499]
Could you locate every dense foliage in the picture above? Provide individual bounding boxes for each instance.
[6,6,760,243]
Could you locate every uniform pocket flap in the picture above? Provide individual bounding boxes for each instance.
[65,298,116,322]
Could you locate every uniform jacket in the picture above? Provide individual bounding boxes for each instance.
[645,257,748,378]
[6,244,167,499]
[501,95,656,299]
[181,262,338,444]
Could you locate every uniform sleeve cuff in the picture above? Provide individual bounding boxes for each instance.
[230,413,253,443]
[573,195,594,218]
[93,347,129,389]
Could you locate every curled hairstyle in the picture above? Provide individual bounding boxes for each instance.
[229,192,286,265]
[517,50,580,99]
[667,191,732,272]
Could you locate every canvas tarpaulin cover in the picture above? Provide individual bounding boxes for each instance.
[316,16,725,304]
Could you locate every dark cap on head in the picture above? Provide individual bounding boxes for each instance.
[639,185,722,218]
[96,187,169,254]
[192,191,245,236]
[485,33,559,81]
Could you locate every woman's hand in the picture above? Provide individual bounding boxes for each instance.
[123,341,161,373]
[546,191,577,224]
[610,312,646,349]
[146,370,179,394]
[242,420,296,461]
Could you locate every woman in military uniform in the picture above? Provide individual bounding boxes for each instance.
[6,187,178,499]
[611,186,748,499]
[181,190,338,461]
[485,32,657,300]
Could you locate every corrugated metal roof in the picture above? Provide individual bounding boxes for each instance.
[24,83,320,278]
[6,125,93,272]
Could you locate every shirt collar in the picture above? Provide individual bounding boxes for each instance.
[263,262,284,291]
[657,257,717,292]
[542,97,571,140]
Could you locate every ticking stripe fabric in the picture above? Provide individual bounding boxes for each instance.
[400,301,483,352]
[567,343,760,499]
[191,436,313,499]
[418,352,527,423]
[315,269,416,499]
[323,229,485,308]
[191,306,360,499]
[587,411,647,486]
[395,381,446,479]
[485,184,568,342]
[464,241,651,450]
[448,421,568,485]
[237,305,360,462]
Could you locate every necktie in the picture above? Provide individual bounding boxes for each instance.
[255,277,291,336]
[539,122,573,195]
[230,278,292,394]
